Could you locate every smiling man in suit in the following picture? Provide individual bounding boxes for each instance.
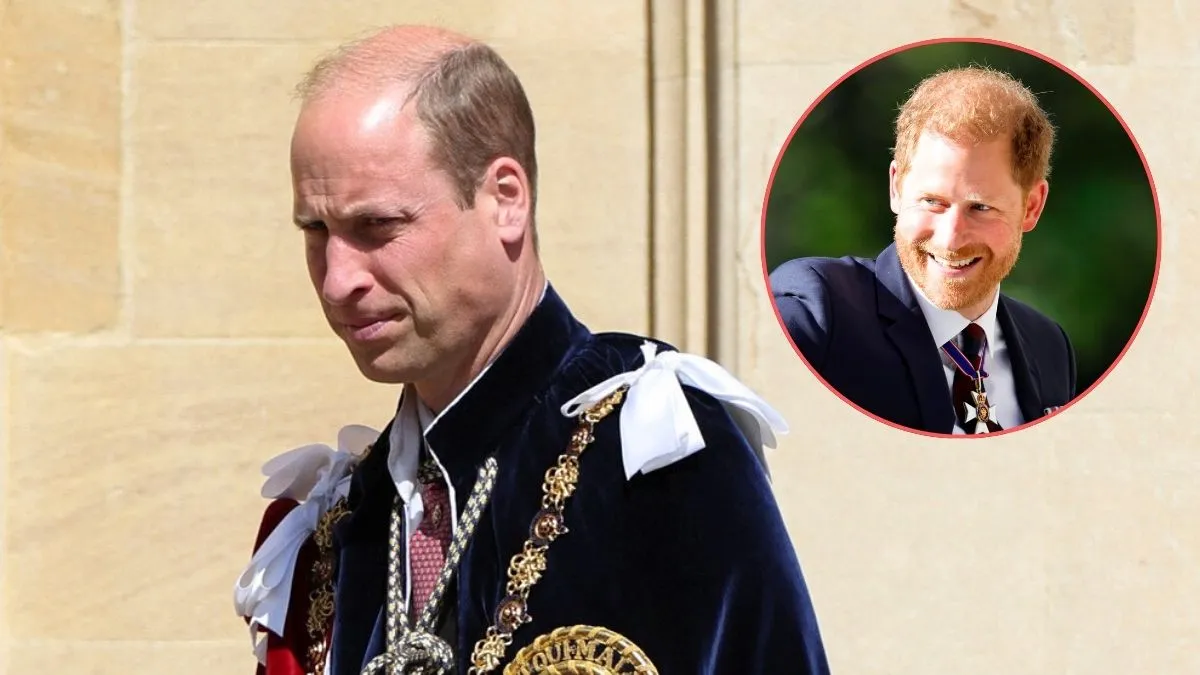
[770,65,1076,435]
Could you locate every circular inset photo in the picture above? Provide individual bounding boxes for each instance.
[763,37,1159,438]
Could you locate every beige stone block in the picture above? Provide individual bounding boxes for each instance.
[0,6,5,331]
[736,0,954,66]
[1062,295,1173,414]
[756,298,1043,657]
[770,415,1050,674]
[1067,66,1196,412]
[0,0,119,171]
[647,0,713,354]
[505,48,651,336]
[736,63,858,243]
[732,62,867,387]
[135,0,641,50]
[733,64,856,356]
[725,63,857,374]
[1,158,121,334]
[0,0,121,332]
[765,406,1199,673]
[129,42,337,338]
[134,0,487,41]
[737,0,1134,67]
[0,234,5,329]
[1134,0,1200,66]
[1,337,7,645]
[5,341,397,639]
[995,0,1135,65]
[1044,412,1200,673]
[1072,65,1199,194]
[756,333,1194,673]
[6,639,248,674]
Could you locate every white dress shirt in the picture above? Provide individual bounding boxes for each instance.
[318,365,486,674]
[368,280,551,658]
[905,274,1025,433]
[383,394,453,612]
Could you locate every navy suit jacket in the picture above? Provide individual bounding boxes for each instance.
[769,243,1077,434]
[327,284,830,674]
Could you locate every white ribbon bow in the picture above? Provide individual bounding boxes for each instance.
[560,341,788,479]
[232,424,377,664]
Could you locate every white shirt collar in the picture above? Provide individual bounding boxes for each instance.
[385,390,427,508]
[904,271,1001,359]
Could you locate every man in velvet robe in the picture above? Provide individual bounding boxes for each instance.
[234,24,830,675]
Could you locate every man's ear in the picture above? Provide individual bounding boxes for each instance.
[481,156,531,245]
[1021,179,1049,233]
[888,161,903,214]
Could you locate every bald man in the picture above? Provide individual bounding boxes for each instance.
[234,25,829,675]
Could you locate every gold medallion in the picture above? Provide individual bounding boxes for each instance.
[965,390,994,434]
[502,625,658,675]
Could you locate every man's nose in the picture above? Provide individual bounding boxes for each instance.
[320,236,372,305]
[928,206,972,252]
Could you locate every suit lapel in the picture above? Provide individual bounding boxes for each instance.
[874,244,957,434]
[997,296,1045,424]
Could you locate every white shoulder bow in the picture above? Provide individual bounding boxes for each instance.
[232,424,377,664]
[560,341,788,479]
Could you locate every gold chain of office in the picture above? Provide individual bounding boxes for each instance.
[298,384,628,675]
[468,384,627,673]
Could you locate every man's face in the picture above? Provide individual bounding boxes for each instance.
[890,129,1048,319]
[290,91,517,384]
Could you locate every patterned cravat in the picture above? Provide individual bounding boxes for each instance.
[951,322,1003,433]
[409,461,452,622]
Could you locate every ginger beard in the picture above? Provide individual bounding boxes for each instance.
[888,131,1039,319]
[894,225,1023,316]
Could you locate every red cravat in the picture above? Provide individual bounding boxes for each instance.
[409,469,452,622]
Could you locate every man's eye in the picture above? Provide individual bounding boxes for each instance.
[972,203,993,212]
[365,213,414,227]
[296,220,327,232]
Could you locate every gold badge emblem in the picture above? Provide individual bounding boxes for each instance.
[502,625,659,675]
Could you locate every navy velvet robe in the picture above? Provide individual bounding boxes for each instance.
[327,285,830,674]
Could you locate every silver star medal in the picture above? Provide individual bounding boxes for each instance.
[963,389,995,434]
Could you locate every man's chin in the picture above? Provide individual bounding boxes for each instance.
[344,348,417,385]
[922,281,994,314]
[904,258,990,309]
[356,366,410,385]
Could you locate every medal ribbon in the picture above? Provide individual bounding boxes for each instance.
[941,339,988,384]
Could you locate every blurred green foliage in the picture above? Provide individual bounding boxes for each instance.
[763,41,1159,395]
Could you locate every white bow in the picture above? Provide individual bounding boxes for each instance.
[232,424,377,664]
[560,342,788,479]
